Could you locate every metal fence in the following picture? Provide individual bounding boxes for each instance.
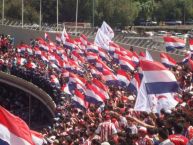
[0,19,187,57]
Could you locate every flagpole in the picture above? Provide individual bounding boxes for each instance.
[92,0,95,27]
[2,0,4,25]
[39,0,42,30]
[22,0,24,28]
[28,94,31,127]
[75,0,79,36]
[56,0,58,32]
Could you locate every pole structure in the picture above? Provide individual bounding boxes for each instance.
[92,0,95,27]
[57,0,58,31]
[2,0,4,25]
[22,0,24,28]
[39,0,42,30]
[28,95,31,127]
[75,0,79,36]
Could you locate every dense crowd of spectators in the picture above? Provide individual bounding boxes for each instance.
[0,33,193,145]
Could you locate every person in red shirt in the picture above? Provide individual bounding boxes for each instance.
[169,123,189,145]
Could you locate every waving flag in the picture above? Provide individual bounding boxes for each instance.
[92,78,109,100]
[34,47,41,55]
[61,84,71,95]
[86,43,99,53]
[44,32,49,40]
[145,50,153,61]
[85,83,106,105]
[80,34,88,46]
[26,61,37,69]
[30,130,44,145]
[132,52,139,64]
[181,52,193,64]
[50,75,60,86]
[98,48,109,62]
[134,60,179,113]
[189,39,193,51]
[100,21,114,40]
[160,53,176,67]
[102,69,117,85]
[0,106,34,145]
[109,41,120,55]
[56,34,61,43]
[41,52,49,63]
[119,55,136,71]
[116,69,130,87]
[189,59,193,70]
[140,60,179,94]
[86,52,98,63]
[72,89,87,110]
[17,57,27,66]
[139,52,146,60]
[128,73,141,95]
[94,29,111,51]
[38,39,49,51]
[61,25,69,44]
[164,36,185,51]
[64,38,76,50]
[17,44,28,53]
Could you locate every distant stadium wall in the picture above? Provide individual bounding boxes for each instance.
[0,25,184,61]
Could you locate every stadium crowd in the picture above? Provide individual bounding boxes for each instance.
[0,33,193,145]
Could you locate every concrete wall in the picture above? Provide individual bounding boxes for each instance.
[0,25,57,45]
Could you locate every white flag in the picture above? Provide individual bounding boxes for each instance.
[145,50,154,61]
[134,78,152,113]
[61,25,68,44]
[94,29,111,51]
[100,21,114,40]
[134,78,178,113]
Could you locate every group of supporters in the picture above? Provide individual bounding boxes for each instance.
[0,32,193,145]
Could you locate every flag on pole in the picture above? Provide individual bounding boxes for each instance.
[160,53,176,68]
[100,21,114,40]
[0,106,34,145]
[164,36,185,51]
[189,39,193,51]
[44,32,49,40]
[94,29,111,51]
[61,25,69,44]
[188,59,193,70]
[30,130,44,145]
[145,50,154,61]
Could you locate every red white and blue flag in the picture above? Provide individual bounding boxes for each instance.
[56,34,61,43]
[85,83,106,105]
[92,78,109,100]
[140,60,179,94]
[72,89,87,110]
[0,106,35,145]
[119,55,136,71]
[127,73,141,95]
[116,69,130,87]
[189,59,193,70]
[30,130,44,145]
[44,32,49,40]
[160,53,176,67]
[139,52,146,60]
[164,36,185,51]
[189,39,193,51]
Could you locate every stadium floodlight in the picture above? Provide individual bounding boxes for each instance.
[75,0,79,36]
[2,0,4,25]
[93,0,95,27]
[57,0,58,32]
[22,0,24,28]
[39,0,42,30]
